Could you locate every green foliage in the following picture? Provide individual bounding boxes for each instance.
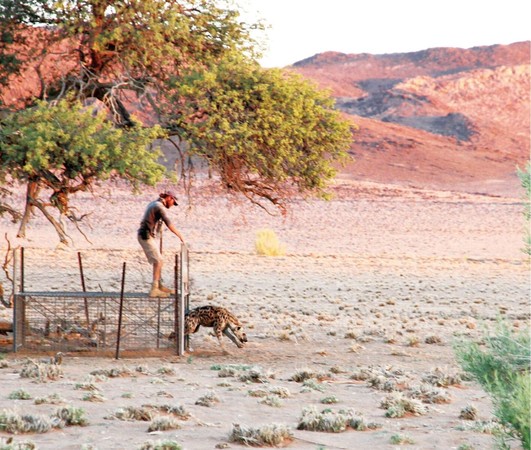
[0,0,258,115]
[54,406,88,426]
[0,99,166,242]
[7,389,31,400]
[517,162,531,255]
[454,320,530,449]
[170,57,353,211]
[0,99,165,190]
[255,229,286,256]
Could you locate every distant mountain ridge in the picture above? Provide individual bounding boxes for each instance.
[290,42,530,196]
[293,42,530,75]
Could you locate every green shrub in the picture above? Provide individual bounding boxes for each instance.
[255,229,286,256]
[8,389,31,400]
[454,320,530,449]
[517,162,531,255]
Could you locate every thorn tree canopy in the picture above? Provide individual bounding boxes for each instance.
[0,98,166,244]
[0,0,354,240]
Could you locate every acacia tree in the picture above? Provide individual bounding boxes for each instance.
[0,99,166,244]
[0,0,353,237]
[168,56,352,212]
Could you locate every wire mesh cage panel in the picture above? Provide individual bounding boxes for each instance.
[13,292,178,354]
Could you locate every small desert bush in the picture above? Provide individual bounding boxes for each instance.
[0,410,54,433]
[455,419,507,435]
[53,406,88,426]
[110,406,154,421]
[8,389,31,400]
[34,393,65,405]
[229,423,293,447]
[147,404,190,420]
[110,404,189,422]
[19,361,63,382]
[380,392,427,418]
[74,381,99,391]
[90,366,134,378]
[390,433,415,445]
[421,367,463,387]
[454,320,530,449]
[297,407,362,433]
[259,395,282,407]
[249,386,291,399]
[239,367,275,383]
[0,438,36,449]
[255,229,286,256]
[82,392,106,402]
[289,368,324,382]
[156,366,176,376]
[147,416,181,432]
[195,391,220,407]
[459,405,478,421]
[407,384,451,404]
[140,440,183,450]
[301,379,325,393]
[321,395,339,404]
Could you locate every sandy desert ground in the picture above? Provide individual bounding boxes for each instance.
[0,176,529,449]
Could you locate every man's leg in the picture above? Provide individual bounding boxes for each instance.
[153,260,162,284]
[156,260,175,294]
[149,259,169,297]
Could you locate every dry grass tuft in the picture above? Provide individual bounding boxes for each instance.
[195,391,220,407]
[407,384,451,404]
[147,416,181,432]
[422,367,463,387]
[459,405,479,420]
[255,229,286,257]
[0,410,54,434]
[19,361,63,382]
[239,368,275,384]
[289,368,325,383]
[380,392,428,418]
[140,440,182,450]
[0,437,37,449]
[34,393,65,405]
[229,423,293,446]
[297,407,377,433]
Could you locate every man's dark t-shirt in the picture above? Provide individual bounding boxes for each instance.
[138,199,173,240]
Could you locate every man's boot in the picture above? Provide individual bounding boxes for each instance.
[149,282,170,298]
[158,280,175,295]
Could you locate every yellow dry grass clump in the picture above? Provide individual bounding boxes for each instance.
[255,229,286,256]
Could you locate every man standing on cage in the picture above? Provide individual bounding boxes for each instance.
[138,190,185,298]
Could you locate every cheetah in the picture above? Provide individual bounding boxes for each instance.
[185,305,247,351]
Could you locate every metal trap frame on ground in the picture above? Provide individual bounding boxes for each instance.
[11,246,190,357]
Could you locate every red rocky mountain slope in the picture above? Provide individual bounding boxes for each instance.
[291,42,530,196]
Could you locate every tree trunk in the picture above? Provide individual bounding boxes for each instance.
[31,200,70,245]
[17,181,39,239]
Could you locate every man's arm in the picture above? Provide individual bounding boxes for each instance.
[168,223,185,244]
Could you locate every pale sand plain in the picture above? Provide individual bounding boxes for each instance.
[0,178,529,449]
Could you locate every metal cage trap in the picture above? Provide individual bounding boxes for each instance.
[10,245,190,357]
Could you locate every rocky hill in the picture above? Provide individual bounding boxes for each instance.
[291,42,530,196]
